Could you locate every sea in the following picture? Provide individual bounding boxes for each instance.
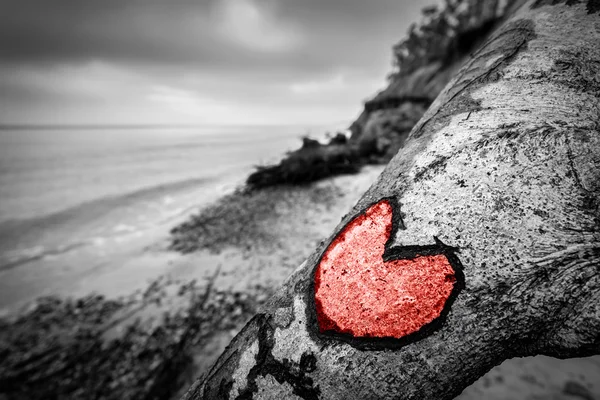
[0,125,331,276]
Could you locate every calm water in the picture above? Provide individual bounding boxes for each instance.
[0,125,321,269]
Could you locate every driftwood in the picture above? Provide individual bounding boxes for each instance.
[184,0,600,398]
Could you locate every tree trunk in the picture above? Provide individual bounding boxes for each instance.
[184,1,600,398]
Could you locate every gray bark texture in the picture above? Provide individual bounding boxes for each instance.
[183,1,600,398]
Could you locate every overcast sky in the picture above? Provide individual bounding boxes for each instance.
[0,0,430,126]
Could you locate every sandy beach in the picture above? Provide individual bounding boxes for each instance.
[0,162,384,314]
[0,163,389,398]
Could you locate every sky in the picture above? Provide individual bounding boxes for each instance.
[0,0,431,126]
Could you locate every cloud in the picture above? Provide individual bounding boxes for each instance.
[0,0,426,74]
[0,62,148,108]
[0,0,433,125]
[290,74,345,94]
[211,0,303,52]
[147,85,233,123]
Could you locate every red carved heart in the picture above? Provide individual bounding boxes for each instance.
[314,199,460,340]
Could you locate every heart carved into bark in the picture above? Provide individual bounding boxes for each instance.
[313,198,464,348]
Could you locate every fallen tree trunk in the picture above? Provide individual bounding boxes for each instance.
[184,0,600,398]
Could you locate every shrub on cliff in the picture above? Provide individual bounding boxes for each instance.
[245,136,362,190]
[245,0,507,190]
[391,0,501,77]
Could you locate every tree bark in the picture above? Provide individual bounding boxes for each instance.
[184,1,600,398]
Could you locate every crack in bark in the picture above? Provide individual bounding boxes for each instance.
[236,314,320,400]
[413,156,450,182]
[565,134,593,195]
[509,241,600,352]
[564,132,600,226]
[530,243,600,266]
[468,24,540,63]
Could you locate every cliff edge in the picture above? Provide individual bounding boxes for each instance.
[247,0,514,189]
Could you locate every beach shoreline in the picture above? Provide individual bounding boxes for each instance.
[0,164,387,399]
[0,124,335,315]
